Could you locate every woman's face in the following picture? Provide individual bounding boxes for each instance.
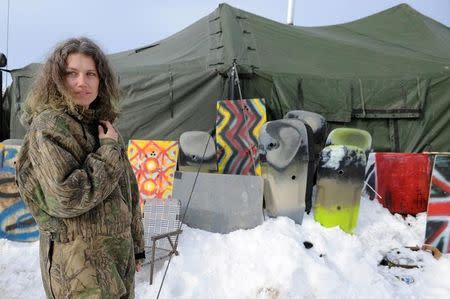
[64,53,99,108]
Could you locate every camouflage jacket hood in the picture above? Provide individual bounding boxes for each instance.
[20,96,117,130]
[16,108,144,256]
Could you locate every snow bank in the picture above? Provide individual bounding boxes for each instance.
[1,196,449,299]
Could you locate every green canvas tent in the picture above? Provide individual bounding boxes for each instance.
[2,3,450,152]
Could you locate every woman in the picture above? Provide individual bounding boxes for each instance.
[16,37,145,298]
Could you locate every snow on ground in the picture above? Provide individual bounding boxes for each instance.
[1,195,450,299]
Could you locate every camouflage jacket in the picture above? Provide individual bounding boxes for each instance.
[16,108,145,259]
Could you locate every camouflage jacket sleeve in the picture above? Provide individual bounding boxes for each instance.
[126,160,145,260]
[28,118,124,218]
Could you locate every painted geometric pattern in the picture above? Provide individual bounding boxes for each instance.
[0,143,39,242]
[216,98,266,176]
[425,155,450,253]
[1,144,21,172]
[127,140,179,211]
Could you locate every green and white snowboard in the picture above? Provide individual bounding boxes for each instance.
[314,128,372,233]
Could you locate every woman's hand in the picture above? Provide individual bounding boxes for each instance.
[98,120,118,141]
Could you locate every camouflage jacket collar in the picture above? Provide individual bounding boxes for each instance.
[67,105,98,125]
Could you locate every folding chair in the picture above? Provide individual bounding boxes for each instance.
[143,198,182,285]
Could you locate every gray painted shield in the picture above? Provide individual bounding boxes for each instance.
[173,171,263,233]
[179,131,217,172]
[258,119,310,224]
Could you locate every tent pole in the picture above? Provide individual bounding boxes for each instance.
[0,70,2,140]
[0,70,3,102]
[287,0,296,25]
[0,53,6,141]
[0,52,6,89]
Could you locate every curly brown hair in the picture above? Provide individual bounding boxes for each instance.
[24,37,120,122]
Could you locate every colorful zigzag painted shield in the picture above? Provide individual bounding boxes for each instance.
[215,98,266,176]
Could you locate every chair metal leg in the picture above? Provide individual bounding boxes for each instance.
[144,199,183,285]
[150,239,157,285]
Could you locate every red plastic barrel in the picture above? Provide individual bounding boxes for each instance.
[375,153,431,215]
